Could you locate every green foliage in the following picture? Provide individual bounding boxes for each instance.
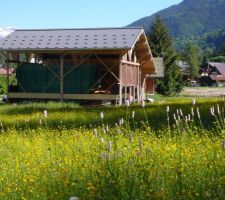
[130,0,225,38]
[0,75,17,95]
[148,16,183,96]
[0,76,6,94]
[175,29,225,54]
[208,56,225,62]
[184,42,202,79]
[147,15,172,57]
[0,52,5,66]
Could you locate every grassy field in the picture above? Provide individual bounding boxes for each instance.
[0,98,224,199]
[0,97,224,130]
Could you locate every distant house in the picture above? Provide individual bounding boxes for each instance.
[176,60,191,81]
[145,57,164,94]
[176,61,190,75]
[200,62,225,86]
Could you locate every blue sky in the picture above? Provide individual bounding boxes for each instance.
[1,0,183,28]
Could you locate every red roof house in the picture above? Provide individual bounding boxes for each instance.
[0,67,14,76]
[200,62,225,86]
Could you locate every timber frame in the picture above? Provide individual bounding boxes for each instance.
[1,28,156,105]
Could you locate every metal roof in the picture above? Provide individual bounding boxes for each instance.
[208,62,225,76]
[209,75,225,81]
[0,28,143,51]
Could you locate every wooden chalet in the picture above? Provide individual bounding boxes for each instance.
[0,28,156,104]
[200,62,225,86]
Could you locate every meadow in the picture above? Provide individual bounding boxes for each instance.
[0,98,224,200]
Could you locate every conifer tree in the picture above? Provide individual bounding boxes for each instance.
[147,15,183,95]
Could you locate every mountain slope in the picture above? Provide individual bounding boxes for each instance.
[129,0,225,38]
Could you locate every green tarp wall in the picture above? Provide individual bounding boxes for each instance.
[16,63,98,94]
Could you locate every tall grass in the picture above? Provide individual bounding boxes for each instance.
[0,98,224,131]
[0,98,224,199]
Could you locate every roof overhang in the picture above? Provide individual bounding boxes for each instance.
[132,29,156,75]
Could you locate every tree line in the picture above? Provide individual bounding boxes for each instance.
[147,15,225,96]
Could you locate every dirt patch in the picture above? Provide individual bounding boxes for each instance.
[181,87,225,97]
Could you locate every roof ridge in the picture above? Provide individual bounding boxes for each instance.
[15,27,143,31]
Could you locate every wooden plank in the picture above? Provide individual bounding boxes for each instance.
[121,60,140,66]
[8,93,119,100]
[6,60,26,64]
[8,93,61,99]
[6,53,9,95]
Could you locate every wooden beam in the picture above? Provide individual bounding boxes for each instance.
[137,66,141,103]
[60,55,64,103]
[63,54,92,78]
[124,86,127,103]
[119,62,123,105]
[8,92,119,100]
[42,76,57,92]
[133,86,136,103]
[121,60,140,66]
[86,59,120,93]
[45,64,60,80]
[95,55,120,81]
[6,53,9,96]
[6,60,28,64]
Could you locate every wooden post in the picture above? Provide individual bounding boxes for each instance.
[124,86,127,103]
[137,66,140,103]
[133,86,136,103]
[119,85,122,105]
[129,86,132,98]
[119,62,123,106]
[6,52,9,96]
[142,77,146,101]
[60,55,64,104]
[153,78,155,94]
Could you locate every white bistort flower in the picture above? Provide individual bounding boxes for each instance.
[69,196,78,200]
[166,106,170,113]
[210,107,215,116]
[141,100,145,108]
[126,99,130,107]
[43,110,48,118]
[100,112,104,119]
[131,111,135,119]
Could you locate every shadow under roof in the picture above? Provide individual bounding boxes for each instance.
[0,27,143,51]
